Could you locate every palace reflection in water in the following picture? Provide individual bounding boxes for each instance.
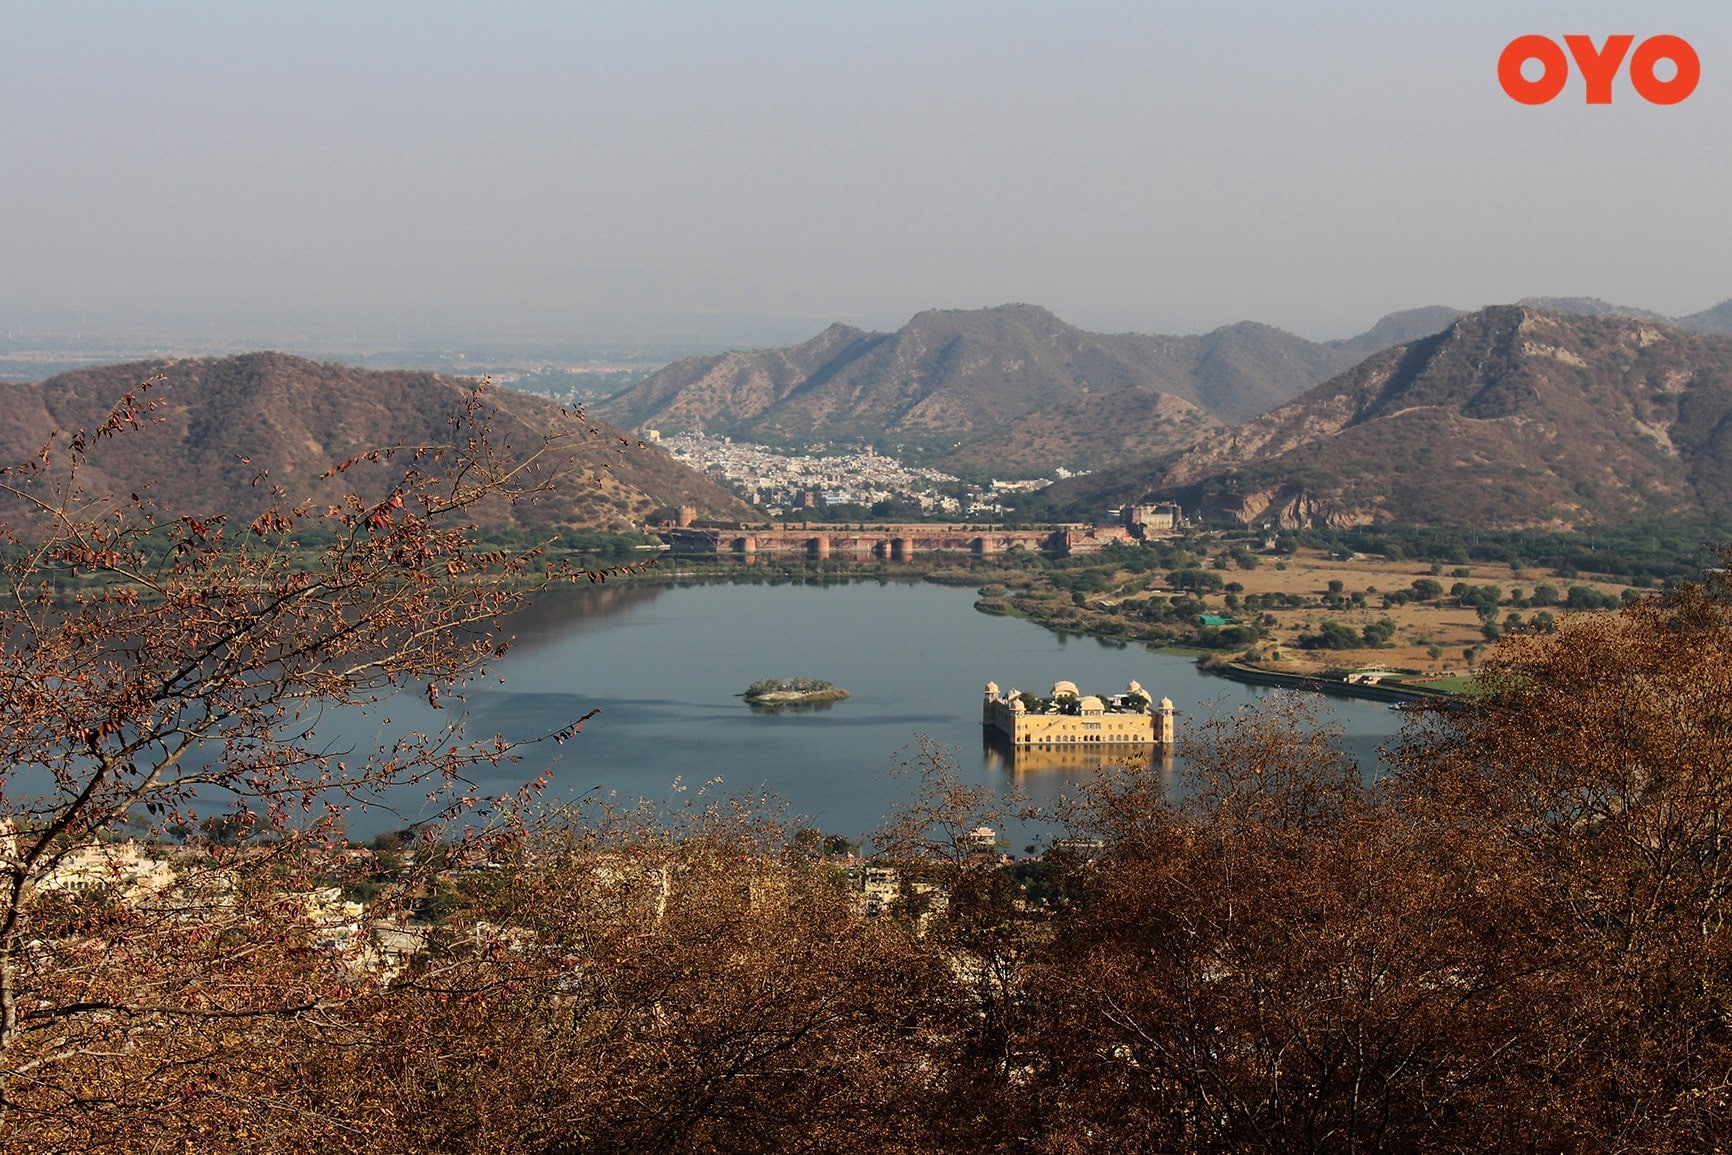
[981,730,1176,780]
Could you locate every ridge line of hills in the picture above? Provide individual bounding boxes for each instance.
[0,353,754,533]
[15,294,1732,536]
[594,303,1460,477]
[595,297,1732,485]
[1038,305,1732,531]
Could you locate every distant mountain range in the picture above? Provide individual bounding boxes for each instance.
[17,295,1732,536]
[1324,306,1469,354]
[595,304,1446,476]
[1387,296,1732,336]
[0,354,752,532]
[1040,306,1732,530]
[596,298,1732,481]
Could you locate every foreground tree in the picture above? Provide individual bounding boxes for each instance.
[289,799,949,1154]
[1001,701,1543,1153]
[1000,581,1732,1153]
[1390,577,1732,1148]
[0,379,636,1142]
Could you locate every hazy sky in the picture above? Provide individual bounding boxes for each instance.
[3,0,1729,344]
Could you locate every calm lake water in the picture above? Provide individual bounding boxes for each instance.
[339,578,1406,844]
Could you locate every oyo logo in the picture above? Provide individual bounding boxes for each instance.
[1498,35,1699,104]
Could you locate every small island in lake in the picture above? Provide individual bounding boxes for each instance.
[742,677,850,705]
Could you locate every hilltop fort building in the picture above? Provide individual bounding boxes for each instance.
[1121,501,1183,539]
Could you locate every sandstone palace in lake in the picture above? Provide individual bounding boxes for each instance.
[983,680,1175,748]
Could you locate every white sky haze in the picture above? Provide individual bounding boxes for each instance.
[2,0,1728,345]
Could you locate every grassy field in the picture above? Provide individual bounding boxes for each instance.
[1110,547,1635,677]
[1405,674,1483,694]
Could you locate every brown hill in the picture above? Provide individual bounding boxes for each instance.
[1498,295,1732,339]
[594,321,877,437]
[1157,320,1367,421]
[1326,306,1466,355]
[0,353,753,531]
[1678,299,1732,337]
[596,304,1370,475]
[1043,307,1732,530]
[1515,296,1673,323]
[940,387,1217,477]
[1340,296,1732,342]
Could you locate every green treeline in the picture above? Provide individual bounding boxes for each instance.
[1276,519,1730,582]
[744,677,841,697]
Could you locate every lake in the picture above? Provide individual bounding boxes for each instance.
[336,577,1407,845]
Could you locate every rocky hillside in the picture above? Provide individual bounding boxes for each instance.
[1041,308,1732,530]
[596,304,1419,476]
[1511,294,1732,338]
[0,353,753,532]
[938,386,1218,478]
[1678,299,1732,337]
[1516,296,1673,323]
